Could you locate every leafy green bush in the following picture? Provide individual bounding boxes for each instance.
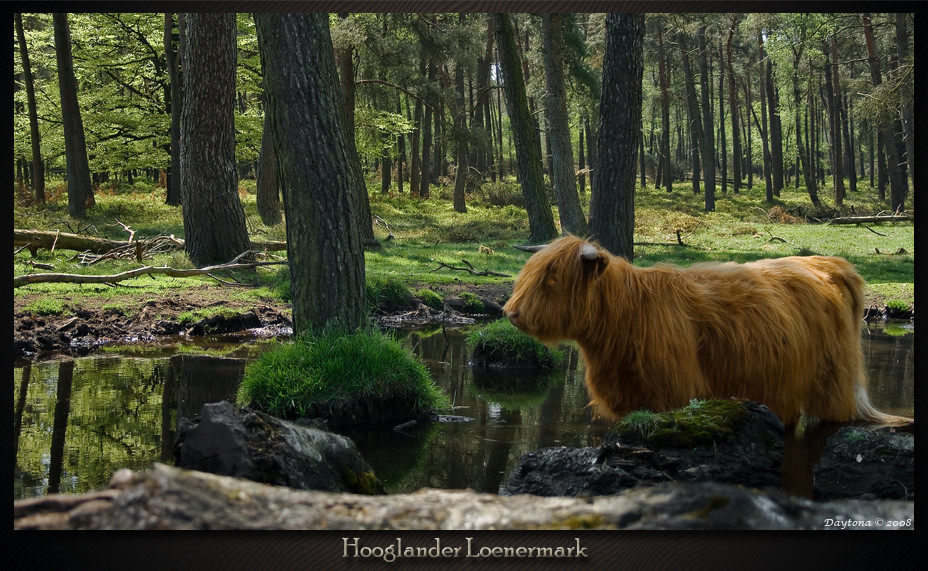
[237,328,448,420]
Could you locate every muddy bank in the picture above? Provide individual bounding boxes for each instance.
[12,283,510,360]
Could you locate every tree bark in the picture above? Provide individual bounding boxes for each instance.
[823,37,845,206]
[894,13,914,197]
[589,13,644,260]
[256,108,281,225]
[862,14,905,212]
[726,19,741,194]
[255,13,368,335]
[180,13,251,267]
[679,32,702,196]
[657,27,672,193]
[452,52,468,213]
[543,14,587,235]
[15,13,45,204]
[697,26,715,211]
[53,13,93,218]
[760,36,784,197]
[163,13,182,206]
[492,13,557,244]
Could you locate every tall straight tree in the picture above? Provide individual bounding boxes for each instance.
[543,13,587,236]
[163,13,182,206]
[179,13,251,267]
[15,13,45,204]
[679,31,702,196]
[589,13,644,260]
[697,25,715,211]
[725,16,742,194]
[255,107,281,225]
[254,13,368,335]
[53,13,93,218]
[862,13,905,212]
[492,13,557,244]
[657,24,673,194]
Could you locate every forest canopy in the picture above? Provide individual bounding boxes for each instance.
[13,12,914,214]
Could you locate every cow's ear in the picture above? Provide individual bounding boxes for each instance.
[579,243,608,280]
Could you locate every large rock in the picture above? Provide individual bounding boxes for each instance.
[814,426,915,501]
[506,400,914,501]
[173,401,383,494]
[13,463,912,530]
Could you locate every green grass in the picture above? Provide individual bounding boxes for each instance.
[466,318,563,369]
[236,328,449,420]
[613,398,750,449]
[13,176,914,310]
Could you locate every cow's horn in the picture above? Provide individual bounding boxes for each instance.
[579,243,599,261]
[514,244,547,253]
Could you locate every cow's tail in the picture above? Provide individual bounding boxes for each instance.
[854,382,913,426]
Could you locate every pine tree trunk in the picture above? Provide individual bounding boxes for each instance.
[542,14,587,236]
[679,32,702,196]
[862,14,905,211]
[15,13,45,204]
[53,13,93,218]
[255,13,368,335]
[589,13,644,260]
[658,27,673,193]
[164,13,182,206]
[492,13,557,244]
[726,20,741,194]
[180,13,250,267]
[256,108,281,225]
[697,26,715,212]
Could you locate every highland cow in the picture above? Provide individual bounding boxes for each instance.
[503,235,911,426]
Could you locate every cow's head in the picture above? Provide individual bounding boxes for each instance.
[503,236,609,343]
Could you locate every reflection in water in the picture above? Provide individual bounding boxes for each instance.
[13,324,914,500]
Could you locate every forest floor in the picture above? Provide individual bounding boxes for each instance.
[12,279,515,361]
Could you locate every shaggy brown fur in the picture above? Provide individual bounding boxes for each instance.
[503,235,911,426]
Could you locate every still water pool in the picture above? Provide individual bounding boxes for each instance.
[13,323,914,500]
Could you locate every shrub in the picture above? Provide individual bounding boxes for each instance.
[237,328,449,422]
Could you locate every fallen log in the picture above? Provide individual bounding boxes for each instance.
[828,214,913,225]
[14,259,287,288]
[13,228,287,256]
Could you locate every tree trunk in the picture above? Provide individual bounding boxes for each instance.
[418,58,434,199]
[658,27,673,193]
[894,13,914,197]
[578,120,586,194]
[679,32,702,196]
[589,13,644,260]
[823,37,845,207]
[256,107,281,225]
[452,53,468,213]
[180,13,251,267]
[862,14,905,212]
[697,26,715,212]
[53,13,93,218]
[718,42,727,195]
[492,13,557,244]
[15,13,45,204]
[164,13,183,206]
[255,13,368,335]
[542,14,587,235]
[726,19,741,194]
[759,34,784,196]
